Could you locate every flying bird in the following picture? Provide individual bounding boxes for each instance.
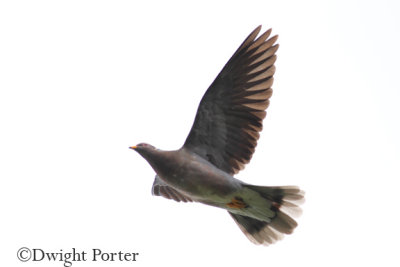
[130,26,304,245]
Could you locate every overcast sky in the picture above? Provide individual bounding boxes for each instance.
[1,1,400,266]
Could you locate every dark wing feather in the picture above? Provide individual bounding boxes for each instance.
[151,175,193,202]
[183,26,278,175]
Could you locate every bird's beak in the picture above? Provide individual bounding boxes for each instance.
[129,146,137,150]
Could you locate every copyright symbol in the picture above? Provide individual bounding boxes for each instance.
[17,247,31,262]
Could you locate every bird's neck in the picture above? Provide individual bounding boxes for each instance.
[140,149,181,177]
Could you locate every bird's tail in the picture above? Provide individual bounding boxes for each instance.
[229,184,304,245]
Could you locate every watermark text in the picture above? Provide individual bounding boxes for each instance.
[17,247,139,267]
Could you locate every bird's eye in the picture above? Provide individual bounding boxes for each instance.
[137,143,151,148]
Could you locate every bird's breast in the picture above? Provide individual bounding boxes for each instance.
[156,150,242,201]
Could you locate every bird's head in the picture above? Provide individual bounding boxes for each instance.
[130,143,163,171]
[129,143,159,160]
[130,142,156,152]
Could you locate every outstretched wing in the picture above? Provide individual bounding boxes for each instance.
[183,26,278,175]
[151,175,193,202]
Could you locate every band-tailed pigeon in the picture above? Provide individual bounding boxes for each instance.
[130,26,304,245]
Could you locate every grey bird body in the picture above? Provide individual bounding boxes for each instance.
[130,26,304,245]
[137,146,242,204]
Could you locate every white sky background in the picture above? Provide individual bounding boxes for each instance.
[1,0,400,266]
